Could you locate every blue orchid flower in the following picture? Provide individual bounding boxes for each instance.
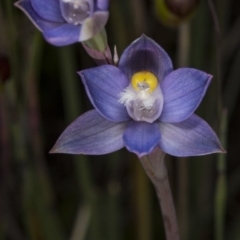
[15,0,109,46]
[51,35,224,157]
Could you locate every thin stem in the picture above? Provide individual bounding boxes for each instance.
[207,2,227,240]
[214,109,228,240]
[82,28,113,65]
[177,22,190,240]
[70,205,91,240]
[139,149,180,240]
[133,156,152,240]
[177,23,190,67]
[207,0,222,121]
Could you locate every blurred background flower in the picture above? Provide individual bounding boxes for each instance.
[153,0,200,27]
[1,0,240,240]
[15,0,109,46]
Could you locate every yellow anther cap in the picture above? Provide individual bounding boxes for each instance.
[131,71,158,92]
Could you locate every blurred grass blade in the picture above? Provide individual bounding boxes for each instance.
[177,22,191,240]
[214,109,227,240]
[24,33,66,240]
[58,46,101,240]
[70,205,91,240]
[223,47,240,117]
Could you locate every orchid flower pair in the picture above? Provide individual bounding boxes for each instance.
[15,0,109,46]
[50,35,224,157]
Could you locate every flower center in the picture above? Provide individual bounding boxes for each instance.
[131,71,158,93]
[119,71,164,123]
[60,0,90,25]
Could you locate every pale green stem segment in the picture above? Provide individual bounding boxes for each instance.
[82,28,112,65]
[83,28,108,52]
[139,149,180,240]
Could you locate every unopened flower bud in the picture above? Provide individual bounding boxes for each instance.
[154,0,200,27]
[166,0,199,17]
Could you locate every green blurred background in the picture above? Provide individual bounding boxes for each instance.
[0,0,240,239]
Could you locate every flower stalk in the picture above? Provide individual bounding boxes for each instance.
[139,149,180,240]
[82,29,113,65]
[83,28,108,52]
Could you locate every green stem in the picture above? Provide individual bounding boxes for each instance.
[214,109,227,240]
[207,2,227,240]
[177,22,190,240]
[207,0,222,119]
[83,28,107,52]
[189,2,216,239]
[133,156,152,240]
[70,205,91,240]
[139,149,180,240]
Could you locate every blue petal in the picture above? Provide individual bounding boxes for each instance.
[160,68,212,123]
[158,114,224,157]
[95,0,109,11]
[50,110,128,155]
[15,0,62,31]
[118,35,173,82]
[123,121,161,157]
[43,24,80,46]
[79,65,130,122]
[79,11,109,41]
[31,0,64,22]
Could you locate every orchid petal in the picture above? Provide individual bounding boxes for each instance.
[158,114,224,157]
[43,24,80,46]
[79,65,130,122]
[160,68,212,123]
[79,11,109,41]
[15,0,62,31]
[50,110,127,155]
[95,0,109,11]
[31,0,64,22]
[123,121,161,157]
[118,35,173,82]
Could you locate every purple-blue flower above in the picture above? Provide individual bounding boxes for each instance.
[51,35,224,157]
[15,0,109,46]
